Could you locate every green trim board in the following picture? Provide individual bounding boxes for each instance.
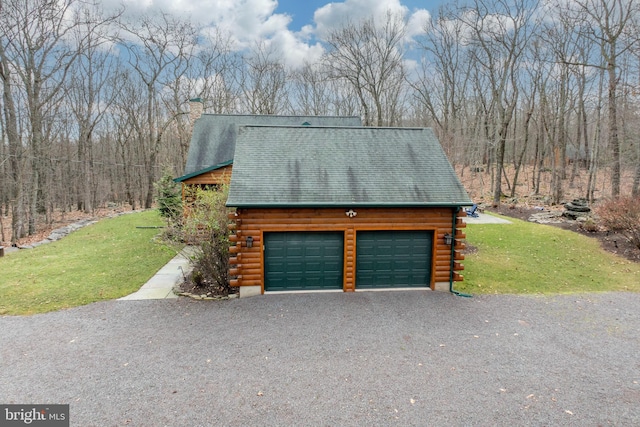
[227,202,472,208]
[173,160,233,182]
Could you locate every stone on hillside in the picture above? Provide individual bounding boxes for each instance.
[528,211,564,224]
[563,198,591,220]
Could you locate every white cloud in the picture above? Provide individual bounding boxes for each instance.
[406,9,430,38]
[107,0,431,69]
[313,0,431,40]
[119,0,286,42]
[267,30,326,69]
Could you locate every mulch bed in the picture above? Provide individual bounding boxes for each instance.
[175,270,239,299]
[487,205,640,263]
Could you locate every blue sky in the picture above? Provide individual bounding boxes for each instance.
[275,0,441,32]
[274,0,331,29]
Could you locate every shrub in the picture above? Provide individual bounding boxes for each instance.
[155,172,182,222]
[595,197,640,250]
[180,185,234,294]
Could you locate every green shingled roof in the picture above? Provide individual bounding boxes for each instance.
[226,126,472,207]
[177,114,361,181]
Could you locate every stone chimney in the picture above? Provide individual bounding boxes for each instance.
[189,98,204,129]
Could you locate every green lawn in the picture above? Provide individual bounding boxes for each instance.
[457,214,640,294]
[0,210,176,315]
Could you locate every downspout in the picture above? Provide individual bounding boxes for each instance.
[449,206,472,298]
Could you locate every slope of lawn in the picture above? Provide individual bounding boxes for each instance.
[0,210,176,315]
[457,215,640,294]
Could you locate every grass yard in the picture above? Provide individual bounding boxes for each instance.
[0,210,176,315]
[458,215,640,294]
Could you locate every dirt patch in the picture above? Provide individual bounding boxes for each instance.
[487,205,640,263]
[463,244,478,255]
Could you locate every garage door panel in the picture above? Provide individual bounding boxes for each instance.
[356,230,432,289]
[264,232,344,291]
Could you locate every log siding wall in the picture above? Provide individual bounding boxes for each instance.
[181,165,233,186]
[228,207,466,293]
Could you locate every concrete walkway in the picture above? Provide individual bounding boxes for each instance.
[118,250,192,300]
[463,211,512,224]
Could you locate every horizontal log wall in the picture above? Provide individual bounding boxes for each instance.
[229,207,466,292]
[182,165,233,185]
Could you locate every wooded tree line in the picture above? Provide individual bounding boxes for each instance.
[1,0,639,244]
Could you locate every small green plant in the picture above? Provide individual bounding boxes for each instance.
[580,218,599,233]
[155,171,182,222]
[191,270,205,287]
[595,197,640,250]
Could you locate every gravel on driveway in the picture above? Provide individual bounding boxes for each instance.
[1,291,639,426]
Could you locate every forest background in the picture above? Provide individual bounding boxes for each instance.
[1,0,640,246]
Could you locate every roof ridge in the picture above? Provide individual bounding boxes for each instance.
[199,113,361,119]
[239,125,431,130]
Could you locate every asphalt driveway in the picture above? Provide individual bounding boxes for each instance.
[1,291,639,426]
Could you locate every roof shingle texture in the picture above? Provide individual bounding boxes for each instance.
[183,114,361,176]
[226,126,472,207]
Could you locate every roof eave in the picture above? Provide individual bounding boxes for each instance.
[226,201,474,208]
[174,160,233,182]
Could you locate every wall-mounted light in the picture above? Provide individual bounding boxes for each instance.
[246,236,253,248]
[444,233,453,246]
[345,209,357,218]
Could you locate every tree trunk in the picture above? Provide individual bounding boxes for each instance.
[632,136,640,197]
[631,158,640,197]
[607,60,620,197]
[0,49,26,244]
[511,107,533,198]
[492,124,507,206]
[587,69,605,202]
[145,151,156,209]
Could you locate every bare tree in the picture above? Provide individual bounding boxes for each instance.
[566,0,640,197]
[290,62,333,115]
[510,38,541,198]
[415,6,470,137]
[324,12,407,126]
[460,0,537,206]
[0,31,26,243]
[120,11,197,208]
[68,4,122,213]
[537,8,585,204]
[191,29,239,115]
[0,0,95,234]
[236,41,290,114]
[413,5,476,163]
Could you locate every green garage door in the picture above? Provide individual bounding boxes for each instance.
[264,232,344,291]
[356,230,433,289]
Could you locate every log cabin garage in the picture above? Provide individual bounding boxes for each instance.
[225,125,473,297]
